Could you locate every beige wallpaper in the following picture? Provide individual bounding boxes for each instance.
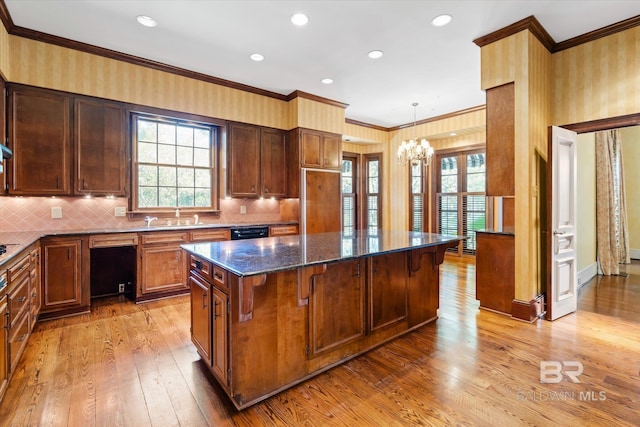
[621,126,640,254]
[552,26,640,126]
[576,132,597,272]
[0,19,9,79]
[344,123,389,145]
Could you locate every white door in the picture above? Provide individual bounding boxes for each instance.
[548,126,578,320]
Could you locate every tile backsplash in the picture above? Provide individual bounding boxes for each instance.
[0,196,294,232]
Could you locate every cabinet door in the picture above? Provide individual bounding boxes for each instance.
[74,98,126,196]
[0,298,8,400]
[8,85,72,195]
[139,245,187,295]
[228,123,260,197]
[30,247,41,328]
[212,286,228,385]
[322,134,342,170]
[261,128,286,197]
[301,131,322,168]
[190,274,212,365]
[42,239,83,310]
[309,259,365,356]
[369,252,407,332]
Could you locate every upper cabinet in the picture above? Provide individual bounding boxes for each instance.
[286,127,342,197]
[227,122,286,198]
[6,84,127,197]
[7,85,72,196]
[74,97,127,196]
[300,129,341,169]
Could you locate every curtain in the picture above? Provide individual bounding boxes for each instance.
[595,129,630,275]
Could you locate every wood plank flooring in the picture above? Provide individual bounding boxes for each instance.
[1,257,639,426]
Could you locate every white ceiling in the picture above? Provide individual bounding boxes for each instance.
[5,1,640,128]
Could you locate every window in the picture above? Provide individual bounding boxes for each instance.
[436,149,486,255]
[342,154,357,235]
[410,161,427,232]
[132,113,218,212]
[342,152,382,234]
[365,154,382,232]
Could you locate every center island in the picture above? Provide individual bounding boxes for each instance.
[181,229,462,410]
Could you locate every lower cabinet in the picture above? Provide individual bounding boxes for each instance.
[189,254,229,386]
[41,237,88,316]
[211,286,228,384]
[138,232,189,300]
[476,231,515,315]
[0,294,8,401]
[190,274,212,365]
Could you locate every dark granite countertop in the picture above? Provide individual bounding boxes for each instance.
[0,221,297,268]
[182,229,463,277]
[477,226,515,236]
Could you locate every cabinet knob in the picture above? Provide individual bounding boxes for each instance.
[264,187,269,193]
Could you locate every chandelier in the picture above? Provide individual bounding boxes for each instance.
[397,103,434,167]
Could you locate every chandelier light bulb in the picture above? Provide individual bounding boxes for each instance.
[397,103,434,167]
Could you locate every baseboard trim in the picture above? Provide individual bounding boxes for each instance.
[578,262,598,289]
[511,295,545,323]
[630,248,640,260]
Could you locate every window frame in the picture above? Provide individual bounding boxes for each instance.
[431,145,487,256]
[129,107,223,215]
[342,152,359,235]
[363,153,382,232]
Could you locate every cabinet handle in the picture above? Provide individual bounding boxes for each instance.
[68,248,71,260]
[32,291,37,297]
[264,187,269,193]
[17,333,27,342]
[251,185,255,192]
[202,292,208,310]
[83,179,87,189]
[214,300,220,319]
[16,296,27,303]
[354,261,361,278]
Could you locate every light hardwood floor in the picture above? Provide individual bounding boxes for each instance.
[1,257,639,426]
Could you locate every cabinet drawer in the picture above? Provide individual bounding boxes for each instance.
[8,254,30,282]
[89,233,139,248]
[9,310,29,371]
[141,232,189,245]
[190,255,212,281]
[212,267,227,291]
[270,225,298,236]
[8,274,29,328]
[189,229,230,242]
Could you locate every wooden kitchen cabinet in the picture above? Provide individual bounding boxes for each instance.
[6,83,128,197]
[41,237,88,317]
[189,254,228,385]
[7,85,72,196]
[212,286,228,384]
[269,224,299,237]
[190,273,212,366]
[300,129,341,169]
[286,127,342,197]
[29,247,41,328]
[368,252,408,332]
[74,97,127,196]
[227,123,286,198]
[137,231,189,300]
[476,230,515,315]
[0,294,7,401]
[309,259,365,356]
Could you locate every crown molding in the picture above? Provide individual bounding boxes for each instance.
[286,90,349,109]
[390,105,486,132]
[344,118,388,132]
[474,14,640,53]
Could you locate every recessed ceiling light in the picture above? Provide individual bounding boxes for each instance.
[432,14,452,27]
[321,78,333,85]
[368,50,384,59]
[291,13,309,26]
[450,132,457,136]
[136,15,157,27]
[250,53,264,62]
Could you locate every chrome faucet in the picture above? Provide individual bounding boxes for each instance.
[144,216,158,227]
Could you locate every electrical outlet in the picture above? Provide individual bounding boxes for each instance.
[51,207,62,219]
[118,283,125,293]
[240,205,247,214]
[114,206,126,217]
